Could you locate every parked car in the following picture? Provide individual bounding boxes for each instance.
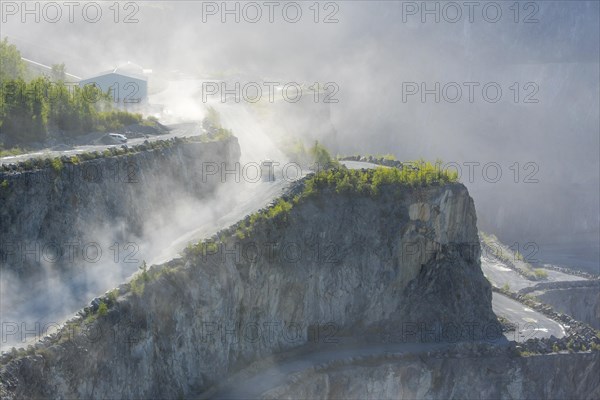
[108,133,128,143]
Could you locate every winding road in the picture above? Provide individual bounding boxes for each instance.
[0,122,203,166]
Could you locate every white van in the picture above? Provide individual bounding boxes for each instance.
[109,133,128,143]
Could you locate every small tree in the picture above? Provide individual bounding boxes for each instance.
[0,38,28,82]
[50,63,66,82]
[309,140,333,168]
[139,260,149,282]
[98,300,108,316]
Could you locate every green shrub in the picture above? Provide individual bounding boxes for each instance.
[50,157,63,172]
[130,261,150,296]
[98,301,108,316]
[79,152,95,161]
[284,140,340,170]
[22,159,33,170]
[107,289,118,303]
[515,251,525,261]
[84,313,97,324]
[130,276,145,296]
[212,127,233,140]
[534,269,548,279]
[139,260,149,282]
[309,140,336,169]
[266,199,292,219]
[235,228,246,240]
[0,179,8,189]
[301,163,458,199]
[0,146,25,157]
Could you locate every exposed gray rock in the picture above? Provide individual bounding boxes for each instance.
[0,182,497,399]
[261,351,600,400]
[535,287,600,329]
[0,137,241,284]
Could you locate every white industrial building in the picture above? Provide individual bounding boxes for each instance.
[79,64,148,110]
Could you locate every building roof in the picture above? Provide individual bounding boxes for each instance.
[81,65,148,82]
[20,57,82,80]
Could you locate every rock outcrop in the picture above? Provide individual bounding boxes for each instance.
[534,286,600,329]
[0,181,497,399]
[261,349,600,400]
[0,137,241,282]
[0,137,241,352]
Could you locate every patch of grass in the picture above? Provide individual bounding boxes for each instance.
[515,250,525,261]
[130,278,145,296]
[79,151,97,161]
[0,146,26,157]
[301,162,458,199]
[0,179,8,189]
[50,157,63,172]
[107,289,118,303]
[267,199,292,219]
[534,268,548,279]
[84,313,97,324]
[130,261,150,296]
[69,155,80,165]
[97,300,108,316]
[231,199,294,240]
[190,160,458,261]
[235,228,246,240]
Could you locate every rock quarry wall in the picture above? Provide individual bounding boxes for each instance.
[0,182,499,399]
[0,137,241,282]
[261,350,600,400]
[535,286,600,329]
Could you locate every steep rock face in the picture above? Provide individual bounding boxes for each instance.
[261,351,600,400]
[0,138,241,281]
[535,287,600,329]
[0,182,496,399]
